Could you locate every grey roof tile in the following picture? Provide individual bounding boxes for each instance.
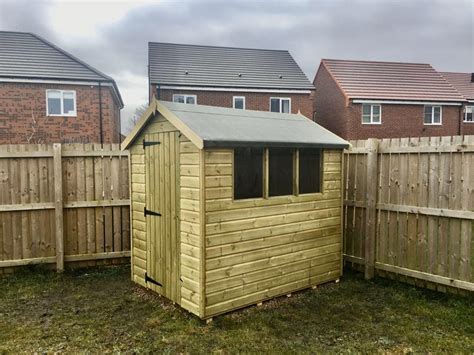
[149,42,314,90]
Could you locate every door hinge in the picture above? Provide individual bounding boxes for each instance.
[144,207,161,217]
[143,139,161,149]
[145,273,162,287]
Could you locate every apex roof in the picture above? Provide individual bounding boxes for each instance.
[122,100,348,150]
[320,59,465,102]
[148,42,314,90]
[440,72,474,101]
[0,31,123,106]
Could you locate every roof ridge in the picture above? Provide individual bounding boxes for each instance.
[148,41,290,53]
[322,58,432,66]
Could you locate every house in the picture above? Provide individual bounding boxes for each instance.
[441,72,474,133]
[148,42,314,118]
[0,31,123,144]
[122,99,348,319]
[313,59,472,140]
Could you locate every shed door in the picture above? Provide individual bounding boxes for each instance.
[144,131,180,303]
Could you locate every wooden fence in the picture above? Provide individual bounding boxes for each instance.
[343,135,474,292]
[0,143,130,272]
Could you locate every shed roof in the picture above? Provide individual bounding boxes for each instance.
[321,59,465,102]
[148,42,314,90]
[122,100,348,150]
[440,72,474,101]
[0,31,123,106]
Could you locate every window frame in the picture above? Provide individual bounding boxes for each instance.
[464,106,474,123]
[423,105,442,125]
[269,97,291,113]
[233,96,246,109]
[361,104,382,124]
[232,147,324,202]
[46,89,77,117]
[172,94,197,104]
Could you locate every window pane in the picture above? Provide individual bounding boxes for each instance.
[299,148,322,194]
[173,95,185,103]
[372,105,380,115]
[186,96,195,104]
[47,92,61,115]
[270,98,280,112]
[362,114,371,123]
[362,104,371,115]
[424,113,432,124]
[63,98,74,114]
[282,99,290,113]
[269,148,294,197]
[234,98,244,109]
[234,147,263,199]
[433,106,441,123]
[424,105,432,115]
[466,107,473,121]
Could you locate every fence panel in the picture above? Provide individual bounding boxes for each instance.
[0,143,130,271]
[343,135,474,292]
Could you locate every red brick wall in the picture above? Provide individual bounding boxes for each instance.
[313,64,349,138]
[313,64,468,140]
[150,86,314,118]
[0,82,121,144]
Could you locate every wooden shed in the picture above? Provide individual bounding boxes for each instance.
[122,99,348,319]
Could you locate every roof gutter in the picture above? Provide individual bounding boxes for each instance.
[155,85,313,94]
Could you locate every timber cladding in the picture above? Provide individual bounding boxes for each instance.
[343,135,474,292]
[0,143,130,273]
[128,111,344,319]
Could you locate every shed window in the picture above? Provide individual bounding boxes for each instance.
[424,105,442,125]
[299,148,322,194]
[173,94,196,104]
[270,98,291,113]
[46,90,76,116]
[233,96,245,109]
[464,106,473,122]
[269,148,294,196]
[234,147,264,199]
[362,104,381,124]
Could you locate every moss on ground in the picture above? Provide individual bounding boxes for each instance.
[0,265,472,353]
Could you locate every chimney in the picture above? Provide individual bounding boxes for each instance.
[471,73,474,82]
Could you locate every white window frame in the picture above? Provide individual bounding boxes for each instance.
[233,96,246,109]
[361,104,382,124]
[269,97,291,113]
[46,90,77,117]
[172,94,197,104]
[423,105,442,125]
[464,106,474,122]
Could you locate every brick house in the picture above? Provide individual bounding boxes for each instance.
[313,59,472,140]
[441,72,474,131]
[148,42,314,118]
[0,31,123,144]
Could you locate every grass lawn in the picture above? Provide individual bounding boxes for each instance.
[0,265,472,353]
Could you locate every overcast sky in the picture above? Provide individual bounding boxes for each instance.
[1,0,473,132]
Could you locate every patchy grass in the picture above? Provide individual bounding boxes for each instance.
[0,266,472,353]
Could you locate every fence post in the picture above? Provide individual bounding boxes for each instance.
[53,143,64,272]
[364,138,379,279]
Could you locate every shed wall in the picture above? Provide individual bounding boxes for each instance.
[129,114,202,316]
[203,149,343,317]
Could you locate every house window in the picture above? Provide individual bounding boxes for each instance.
[464,106,473,122]
[362,104,381,124]
[234,147,264,199]
[270,98,291,113]
[172,94,196,104]
[299,148,322,194]
[269,148,294,197]
[424,105,442,125]
[233,96,245,109]
[46,90,76,116]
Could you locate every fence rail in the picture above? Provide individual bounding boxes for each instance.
[343,135,474,292]
[0,143,130,272]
